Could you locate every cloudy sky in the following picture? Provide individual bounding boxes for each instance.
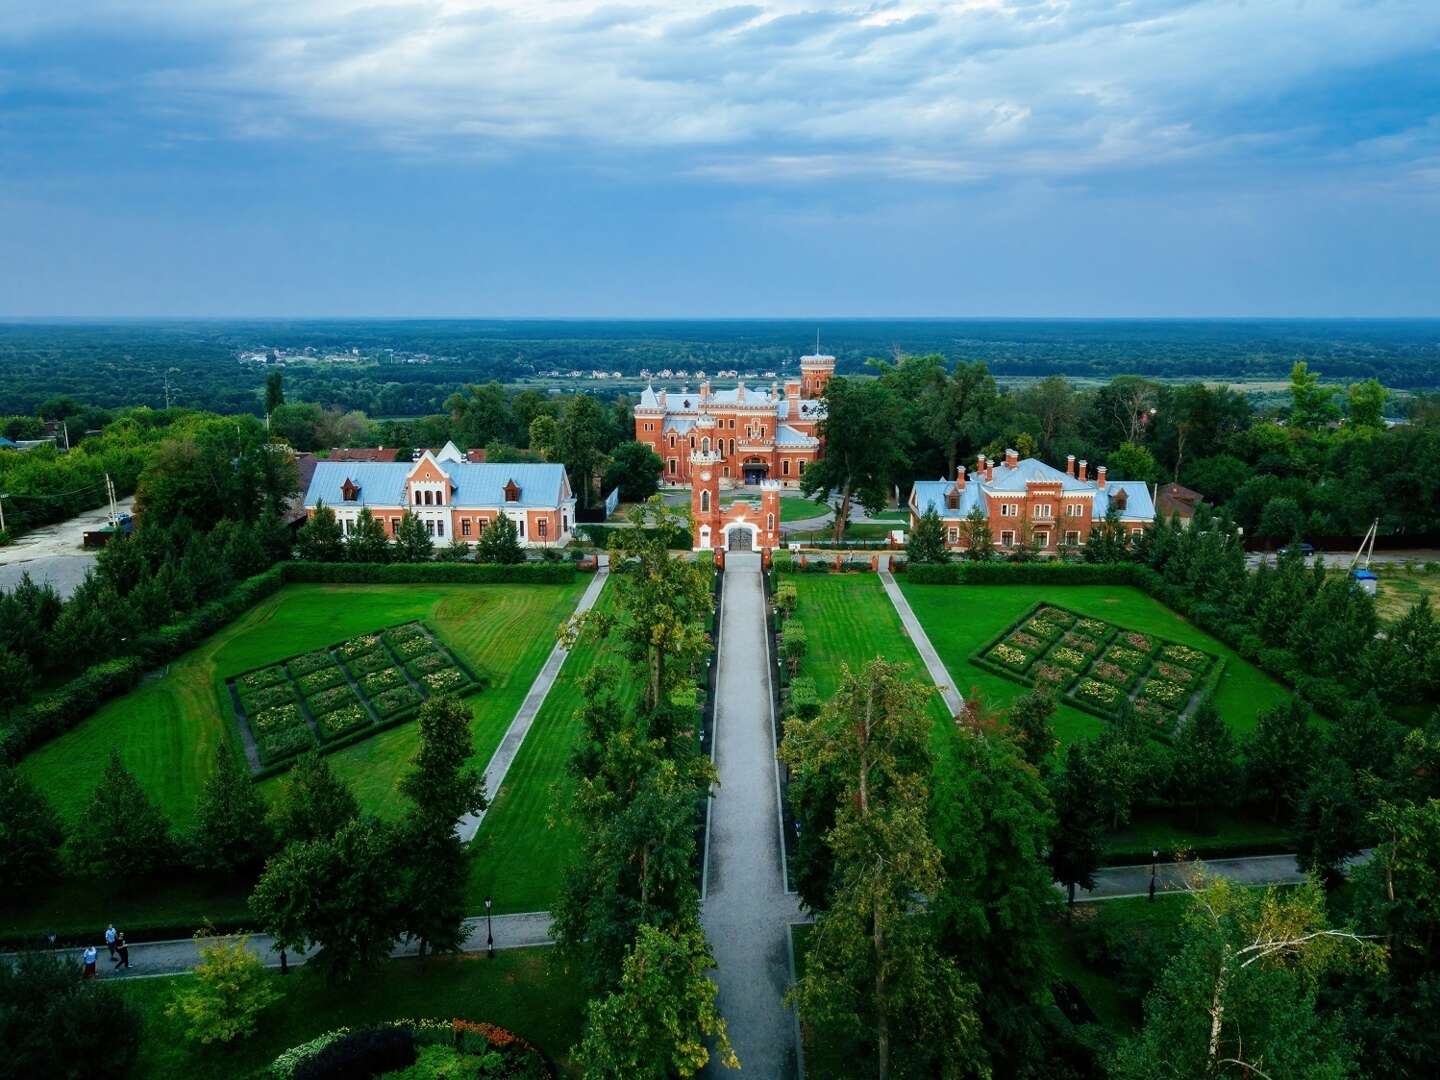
[3,0,1439,316]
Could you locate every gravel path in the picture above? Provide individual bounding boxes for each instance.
[701,552,805,1078]
[457,562,609,842]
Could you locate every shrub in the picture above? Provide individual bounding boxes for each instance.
[390,636,432,659]
[372,686,422,717]
[408,652,450,676]
[240,665,289,692]
[786,676,820,721]
[1025,617,1065,640]
[383,623,426,644]
[1159,643,1209,669]
[1050,646,1088,670]
[270,1029,352,1078]
[988,643,1031,669]
[1074,617,1110,637]
[1105,646,1149,672]
[1140,679,1189,708]
[421,669,465,693]
[1033,663,1068,687]
[286,650,335,677]
[260,725,315,762]
[1073,679,1122,708]
[360,668,405,694]
[1121,631,1153,652]
[1091,661,1132,687]
[296,666,346,695]
[166,931,280,1045]
[345,650,392,676]
[338,635,382,660]
[318,705,370,739]
[0,656,145,763]
[290,1027,417,1080]
[252,704,306,735]
[306,685,360,717]
[1060,632,1100,655]
[241,683,296,713]
[1009,630,1044,652]
[780,620,808,675]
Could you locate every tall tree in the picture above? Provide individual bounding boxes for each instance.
[264,370,285,415]
[0,648,34,721]
[267,750,359,846]
[0,764,64,889]
[345,506,391,562]
[1111,868,1382,1079]
[1048,741,1107,906]
[1244,698,1316,821]
[74,750,173,878]
[926,359,1001,477]
[1014,375,1078,458]
[783,659,984,1079]
[249,817,403,981]
[475,512,523,563]
[961,506,994,561]
[398,695,487,958]
[1289,359,1341,430]
[906,506,948,564]
[603,440,663,503]
[1006,690,1058,771]
[1170,702,1240,827]
[575,920,738,1079]
[534,393,609,509]
[393,509,434,562]
[801,378,911,543]
[1346,378,1388,430]
[188,745,272,876]
[296,501,344,562]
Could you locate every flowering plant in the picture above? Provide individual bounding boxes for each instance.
[319,705,369,738]
[308,685,359,716]
[1075,617,1110,637]
[394,636,431,658]
[1033,663,1068,685]
[1027,618,1063,640]
[410,652,450,674]
[1061,632,1099,655]
[252,704,304,734]
[1009,631,1043,652]
[423,669,466,692]
[361,668,405,693]
[1075,679,1121,706]
[1091,662,1130,686]
[1037,607,1076,626]
[243,683,295,712]
[372,686,422,716]
[286,650,335,677]
[260,724,314,761]
[1154,661,1197,686]
[1123,632,1153,652]
[1141,679,1188,707]
[1105,646,1149,672]
[338,635,381,659]
[240,665,288,691]
[989,643,1030,668]
[1050,646,1087,670]
[1160,644,1208,669]
[297,666,345,695]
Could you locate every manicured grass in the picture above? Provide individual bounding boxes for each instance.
[115,948,588,1079]
[1103,805,1294,863]
[788,522,895,542]
[898,582,1292,745]
[19,580,588,828]
[788,574,954,741]
[467,581,632,915]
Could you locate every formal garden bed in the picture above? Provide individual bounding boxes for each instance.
[970,602,1223,738]
[229,621,483,774]
[269,1018,552,1079]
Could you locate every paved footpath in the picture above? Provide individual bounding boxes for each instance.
[701,552,805,1078]
[878,566,964,716]
[457,562,609,841]
[42,912,555,980]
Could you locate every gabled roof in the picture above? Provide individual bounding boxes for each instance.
[1156,483,1203,518]
[1095,481,1155,521]
[305,461,571,509]
[327,447,402,462]
[910,480,987,519]
[776,424,818,448]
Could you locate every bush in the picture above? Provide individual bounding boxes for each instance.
[260,725,315,763]
[290,1027,417,1080]
[0,656,145,763]
[317,705,370,739]
[307,685,361,716]
[287,650,336,677]
[360,668,405,694]
[576,523,692,549]
[242,683,297,713]
[297,666,346,695]
[786,676,820,721]
[407,652,450,676]
[372,686,422,717]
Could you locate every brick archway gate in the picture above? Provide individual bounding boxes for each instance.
[724,521,758,551]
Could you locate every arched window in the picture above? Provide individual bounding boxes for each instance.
[729,439,735,455]
[701,437,710,453]
[423,490,433,506]
[767,513,775,532]
[669,433,676,448]
[413,490,421,505]
[700,490,711,513]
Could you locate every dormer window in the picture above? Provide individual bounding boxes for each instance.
[504,479,521,502]
[341,478,360,502]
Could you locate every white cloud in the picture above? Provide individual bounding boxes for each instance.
[6,0,1440,182]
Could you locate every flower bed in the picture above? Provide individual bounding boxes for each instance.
[372,686,422,717]
[228,620,482,777]
[296,666,346,695]
[268,1018,552,1080]
[345,650,392,676]
[317,705,370,739]
[240,665,288,692]
[307,684,361,716]
[968,601,1222,733]
[361,668,406,694]
[286,650,335,677]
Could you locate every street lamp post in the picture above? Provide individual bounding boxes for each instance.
[485,896,494,959]
[1150,848,1159,902]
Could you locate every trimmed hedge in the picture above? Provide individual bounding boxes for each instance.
[283,561,577,584]
[906,561,1157,586]
[0,657,146,763]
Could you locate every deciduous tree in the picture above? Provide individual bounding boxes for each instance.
[603,440,663,503]
[801,378,911,543]
[267,751,359,846]
[166,929,280,1045]
[189,744,272,876]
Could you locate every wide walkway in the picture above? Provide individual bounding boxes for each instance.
[457,562,609,841]
[701,552,805,1078]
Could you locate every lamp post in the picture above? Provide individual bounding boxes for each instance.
[1150,848,1159,902]
[485,896,494,959]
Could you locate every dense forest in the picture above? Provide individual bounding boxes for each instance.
[0,318,1437,418]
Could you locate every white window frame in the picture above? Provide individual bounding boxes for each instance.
[1001,530,1015,547]
[1034,530,1049,548]
[1065,530,1081,547]
[1032,503,1052,520]
[947,526,959,543]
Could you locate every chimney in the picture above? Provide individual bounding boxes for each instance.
[1066,454,1075,477]
[976,453,986,478]
[1005,447,1019,469]
[955,465,966,490]
[987,459,995,482]
[1097,465,1107,489]
[1078,459,1088,482]
[785,379,801,403]
[700,380,711,403]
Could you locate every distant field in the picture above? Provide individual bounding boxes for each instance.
[17,581,588,827]
[899,582,1292,744]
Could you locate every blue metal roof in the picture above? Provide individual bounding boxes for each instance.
[910,480,987,519]
[304,459,570,509]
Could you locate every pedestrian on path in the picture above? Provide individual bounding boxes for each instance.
[82,945,97,979]
[104,923,117,960]
[112,935,129,971]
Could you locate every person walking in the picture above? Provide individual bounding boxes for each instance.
[113,935,129,971]
[82,945,97,980]
[104,923,117,961]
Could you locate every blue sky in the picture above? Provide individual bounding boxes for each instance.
[3,0,1439,317]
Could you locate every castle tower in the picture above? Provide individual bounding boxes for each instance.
[759,480,781,549]
[800,350,836,400]
[690,451,723,551]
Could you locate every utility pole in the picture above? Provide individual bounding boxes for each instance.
[0,492,7,534]
[62,422,70,452]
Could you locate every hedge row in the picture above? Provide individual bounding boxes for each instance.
[282,561,578,584]
[0,656,146,763]
[906,561,1156,586]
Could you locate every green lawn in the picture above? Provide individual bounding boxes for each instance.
[116,948,588,1079]
[898,582,1292,745]
[787,522,895,543]
[19,580,588,828]
[1357,564,1440,624]
[466,580,631,915]
[788,574,954,741]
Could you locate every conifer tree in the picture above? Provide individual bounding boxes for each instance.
[267,751,359,846]
[296,501,344,561]
[74,751,173,877]
[906,506,949,564]
[0,764,64,889]
[475,512,523,564]
[393,510,434,562]
[189,745,272,875]
[345,506,391,562]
